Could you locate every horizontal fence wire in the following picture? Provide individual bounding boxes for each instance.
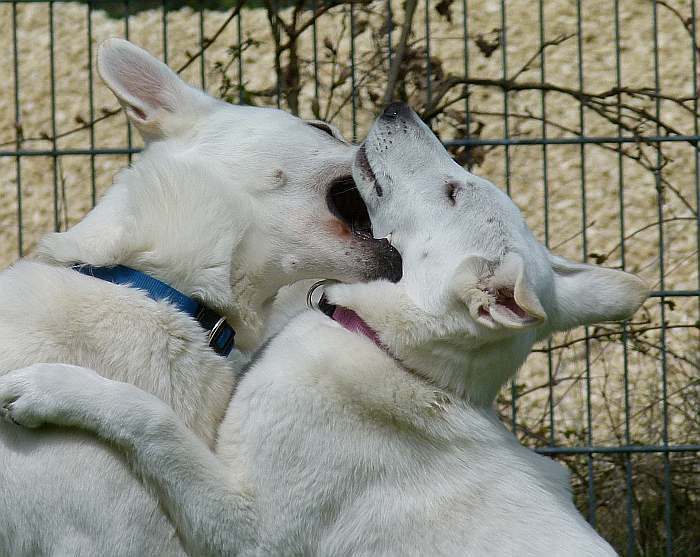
[535,444,700,455]
[4,135,700,157]
[3,1,699,556]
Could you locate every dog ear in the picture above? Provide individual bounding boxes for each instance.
[547,253,648,331]
[453,253,547,330]
[97,38,212,141]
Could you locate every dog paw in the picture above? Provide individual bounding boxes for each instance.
[0,363,102,428]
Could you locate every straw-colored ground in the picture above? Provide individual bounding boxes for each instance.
[0,1,698,553]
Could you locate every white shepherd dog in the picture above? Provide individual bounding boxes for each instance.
[0,104,646,556]
[0,40,399,556]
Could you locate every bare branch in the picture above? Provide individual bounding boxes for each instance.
[382,0,418,105]
[509,33,576,82]
[533,324,699,355]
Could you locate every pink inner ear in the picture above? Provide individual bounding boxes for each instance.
[495,289,528,318]
[476,288,530,322]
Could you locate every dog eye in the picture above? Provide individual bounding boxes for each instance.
[446,181,462,206]
[305,120,347,143]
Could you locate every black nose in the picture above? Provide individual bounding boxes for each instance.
[381,101,413,120]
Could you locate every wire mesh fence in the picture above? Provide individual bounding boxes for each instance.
[0,0,698,555]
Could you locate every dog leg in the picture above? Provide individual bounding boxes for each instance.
[0,363,256,557]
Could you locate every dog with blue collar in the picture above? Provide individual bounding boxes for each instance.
[0,38,400,556]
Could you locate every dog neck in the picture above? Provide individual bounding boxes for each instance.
[324,283,539,407]
[395,336,535,406]
[326,301,533,406]
[35,156,283,353]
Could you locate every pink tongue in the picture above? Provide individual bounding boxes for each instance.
[332,306,382,347]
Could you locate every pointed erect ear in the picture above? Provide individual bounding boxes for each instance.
[548,254,649,331]
[453,253,547,330]
[97,38,212,141]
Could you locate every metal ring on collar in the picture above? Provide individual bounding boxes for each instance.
[306,279,340,311]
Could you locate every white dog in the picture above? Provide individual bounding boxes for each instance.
[0,104,647,556]
[0,39,399,556]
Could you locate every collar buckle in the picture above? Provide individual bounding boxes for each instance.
[207,316,235,357]
[196,306,235,358]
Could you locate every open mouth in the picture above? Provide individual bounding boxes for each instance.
[327,175,373,239]
[326,174,402,282]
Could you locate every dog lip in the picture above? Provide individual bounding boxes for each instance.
[355,144,377,186]
[370,240,402,282]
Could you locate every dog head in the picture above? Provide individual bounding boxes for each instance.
[38,39,400,349]
[325,103,648,403]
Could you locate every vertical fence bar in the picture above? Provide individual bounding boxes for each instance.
[350,1,357,141]
[499,0,510,197]
[613,1,636,554]
[462,0,470,147]
[237,5,243,104]
[650,3,673,554]
[693,5,700,452]
[575,0,596,527]
[499,0,516,433]
[538,0,556,447]
[692,0,700,393]
[237,4,243,104]
[12,1,23,257]
[124,0,133,163]
[312,0,319,113]
[538,2,548,248]
[49,0,59,231]
[123,1,129,42]
[387,0,393,67]
[198,4,206,89]
[272,0,281,109]
[424,0,432,122]
[87,1,96,207]
[162,0,168,64]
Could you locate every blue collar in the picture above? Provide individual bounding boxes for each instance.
[73,264,235,357]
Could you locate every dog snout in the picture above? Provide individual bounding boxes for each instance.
[366,240,403,283]
[383,244,403,283]
[381,102,414,121]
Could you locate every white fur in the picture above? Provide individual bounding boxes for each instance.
[0,104,648,555]
[0,39,392,556]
